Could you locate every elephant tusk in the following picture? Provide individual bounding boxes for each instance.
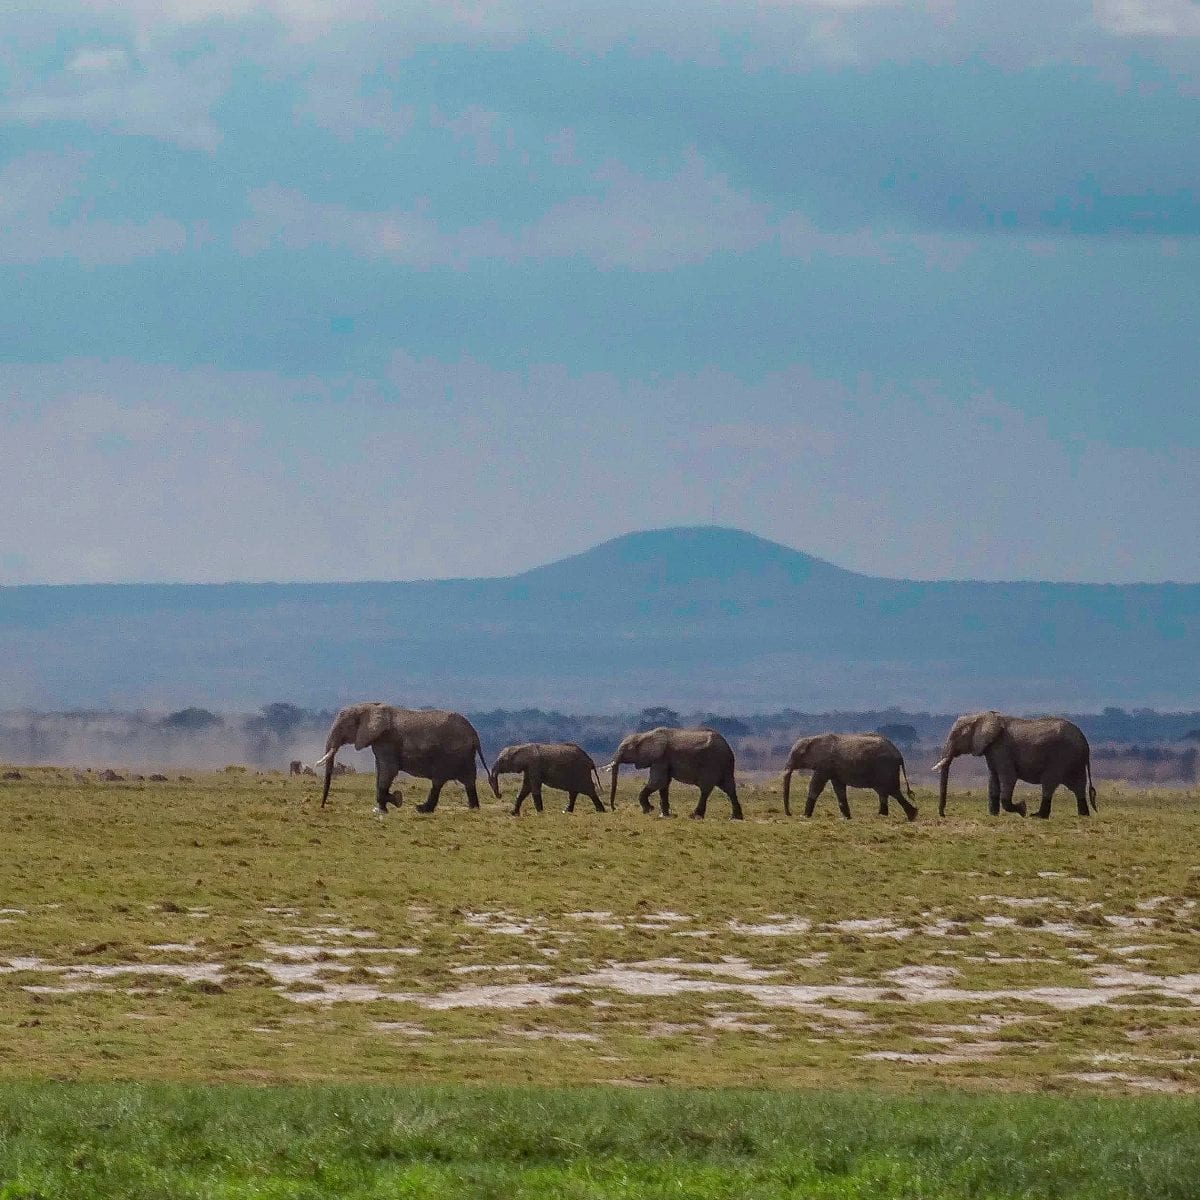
[600,761,615,773]
[314,750,334,767]
[930,757,949,772]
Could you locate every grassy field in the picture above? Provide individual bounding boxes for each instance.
[1,1083,1198,1198]
[0,766,1197,1092]
[1,767,1198,1195]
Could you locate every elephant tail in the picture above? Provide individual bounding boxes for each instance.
[899,759,915,801]
[472,739,492,777]
[1087,757,1098,812]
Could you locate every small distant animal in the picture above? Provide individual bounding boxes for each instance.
[99,769,125,782]
[2,770,22,781]
[302,765,317,777]
[332,762,355,776]
[149,774,169,782]
[288,760,303,775]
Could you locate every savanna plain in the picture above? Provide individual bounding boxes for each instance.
[1,768,1198,1197]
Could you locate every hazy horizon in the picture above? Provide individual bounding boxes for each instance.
[3,525,1200,590]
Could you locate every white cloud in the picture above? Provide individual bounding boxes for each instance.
[67,47,131,73]
[235,152,970,271]
[2,37,230,150]
[0,151,189,264]
[1095,0,1200,36]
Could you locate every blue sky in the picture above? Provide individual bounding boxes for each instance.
[1,0,1197,584]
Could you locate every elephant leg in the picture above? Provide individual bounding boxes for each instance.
[564,791,577,814]
[588,788,606,813]
[722,775,744,820]
[893,786,918,822]
[532,787,544,814]
[462,776,481,810]
[803,773,829,818]
[511,779,531,816]
[635,781,657,814]
[637,765,669,814]
[997,767,1025,816]
[876,789,889,817]
[1032,781,1056,819]
[831,779,852,819]
[416,779,446,813]
[374,748,401,814]
[658,780,672,817]
[690,784,712,820]
[986,770,1001,817]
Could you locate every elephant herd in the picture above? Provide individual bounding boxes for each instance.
[316,701,1098,821]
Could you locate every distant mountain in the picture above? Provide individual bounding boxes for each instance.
[1,527,1197,711]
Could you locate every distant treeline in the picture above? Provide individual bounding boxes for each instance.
[1,704,1199,780]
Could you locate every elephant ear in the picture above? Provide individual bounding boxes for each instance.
[639,730,670,765]
[970,712,1005,755]
[354,705,391,750]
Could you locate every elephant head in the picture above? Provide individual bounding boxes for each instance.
[318,702,391,807]
[607,729,670,810]
[781,735,825,817]
[488,743,537,797]
[932,711,1024,817]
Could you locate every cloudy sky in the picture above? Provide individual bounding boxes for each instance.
[1,0,1197,585]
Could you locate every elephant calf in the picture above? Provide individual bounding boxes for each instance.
[783,733,917,820]
[489,742,605,815]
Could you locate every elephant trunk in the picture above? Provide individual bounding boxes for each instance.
[608,756,621,810]
[488,769,501,798]
[320,747,337,808]
[782,767,793,817]
[936,756,952,817]
[318,731,345,808]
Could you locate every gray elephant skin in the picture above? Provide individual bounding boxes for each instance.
[933,711,1097,819]
[489,742,606,815]
[608,727,742,819]
[318,702,497,814]
[782,733,918,820]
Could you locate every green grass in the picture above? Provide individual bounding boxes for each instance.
[0,768,1198,1090]
[0,1083,1197,1199]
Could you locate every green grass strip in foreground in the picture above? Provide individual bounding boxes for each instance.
[0,1085,1196,1199]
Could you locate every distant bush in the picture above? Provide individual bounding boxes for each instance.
[160,708,222,731]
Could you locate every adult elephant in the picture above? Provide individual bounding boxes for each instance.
[608,727,742,820]
[316,702,497,814]
[782,733,917,821]
[932,711,1097,819]
[489,742,605,816]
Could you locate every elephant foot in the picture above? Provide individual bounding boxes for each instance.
[657,812,674,819]
[730,810,744,821]
[415,801,436,814]
[688,811,704,820]
[1032,809,1051,820]
[509,808,521,817]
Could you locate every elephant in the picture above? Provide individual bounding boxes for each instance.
[317,702,497,814]
[607,727,742,819]
[932,711,1097,819]
[288,760,303,775]
[782,733,917,821]
[489,742,605,815]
